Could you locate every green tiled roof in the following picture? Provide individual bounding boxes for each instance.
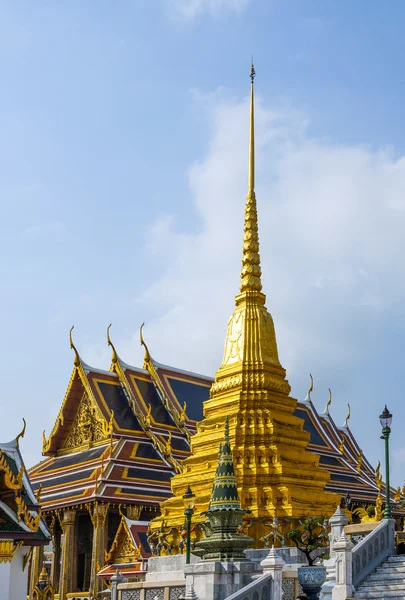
[208,416,241,511]
[0,506,25,533]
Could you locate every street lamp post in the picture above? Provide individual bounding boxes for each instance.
[183,485,195,565]
[379,405,393,519]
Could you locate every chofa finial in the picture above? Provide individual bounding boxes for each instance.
[344,403,351,428]
[69,326,80,366]
[107,323,118,363]
[324,388,332,413]
[16,418,26,449]
[140,323,151,362]
[304,373,314,402]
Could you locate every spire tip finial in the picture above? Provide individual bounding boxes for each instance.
[250,59,255,82]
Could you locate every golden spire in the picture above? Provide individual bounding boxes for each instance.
[240,61,262,294]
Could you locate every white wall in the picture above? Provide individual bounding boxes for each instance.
[9,546,29,600]
[0,546,29,600]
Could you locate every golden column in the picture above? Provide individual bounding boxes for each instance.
[29,545,44,598]
[50,527,62,593]
[89,502,109,598]
[58,508,76,600]
[148,65,339,547]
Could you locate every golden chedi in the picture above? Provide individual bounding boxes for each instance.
[150,65,339,547]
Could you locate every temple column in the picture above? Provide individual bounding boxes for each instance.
[89,502,109,598]
[58,508,76,600]
[29,545,44,598]
[51,527,62,593]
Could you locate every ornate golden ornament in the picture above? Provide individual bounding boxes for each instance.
[338,434,346,454]
[62,393,111,450]
[16,492,42,532]
[304,373,314,403]
[0,540,23,563]
[394,486,401,503]
[0,450,24,490]
[356,450,363,473]
[375,461,382,491]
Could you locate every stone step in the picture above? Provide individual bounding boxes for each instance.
[376,566,405,573]
[354,592,405,599]
[369,572,405,580]
[367,575,405,583]
[387,556,405,562]
[358,584,405,592]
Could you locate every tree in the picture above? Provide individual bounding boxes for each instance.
[285,516,329,566]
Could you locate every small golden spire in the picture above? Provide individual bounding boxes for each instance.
[240,60,262,294]
[140,322,151,363]
[107,324,118,363]
[69,325,80,366]
[324,389,332,413]
[16,418,26,449]
[344,403,351,428]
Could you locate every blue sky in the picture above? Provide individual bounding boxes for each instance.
[2,1,405,490]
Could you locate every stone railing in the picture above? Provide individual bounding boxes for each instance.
[117,580,185,600]
[352,518,395,588]
[224,572,272,600]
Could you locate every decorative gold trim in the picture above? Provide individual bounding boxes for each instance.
[140,324,191,443]
[0,540,23,563]
[0,449,24,490]
[16,492,42,532]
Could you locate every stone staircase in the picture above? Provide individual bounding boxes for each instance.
[354,555,405,599]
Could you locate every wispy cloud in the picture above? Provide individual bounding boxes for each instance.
[21,221,66,240]
[165,0,250,21]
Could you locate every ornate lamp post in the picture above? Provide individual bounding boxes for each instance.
[183,485,195,564]
[379,405,393,519]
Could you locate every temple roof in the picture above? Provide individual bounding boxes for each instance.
[29,329,211,511]
[98,517,150,579]
[0,431,49,544]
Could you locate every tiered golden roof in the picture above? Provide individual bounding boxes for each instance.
[150,65,339,546]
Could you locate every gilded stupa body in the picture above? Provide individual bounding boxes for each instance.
[150,66,339,546]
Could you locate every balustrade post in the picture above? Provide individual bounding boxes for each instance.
[110,568,126,600]
[261,546,284,600]
[331,532,353,600]
[321,506,349,600]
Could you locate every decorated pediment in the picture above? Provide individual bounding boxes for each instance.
[62,393,113,451]
[106,517,140,564]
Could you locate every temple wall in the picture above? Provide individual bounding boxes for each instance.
[0,546,29,600]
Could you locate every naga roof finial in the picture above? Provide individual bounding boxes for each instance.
[140,322,151,363]
[324,388,332,413]
[344,403,351,428]
[16,418,26,449]
[69,325,80,366]
[107,323,118,363]
[304,373,314,402]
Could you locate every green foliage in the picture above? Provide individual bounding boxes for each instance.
[285,515,329,566]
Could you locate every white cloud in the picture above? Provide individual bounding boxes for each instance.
[166,0,250,21]
[128,89,405,394]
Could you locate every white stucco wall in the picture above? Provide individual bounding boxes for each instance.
[0,546,29,600]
